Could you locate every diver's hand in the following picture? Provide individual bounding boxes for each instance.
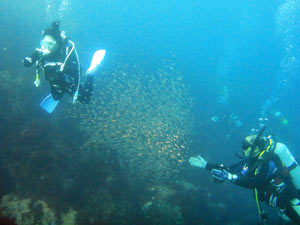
[22,57,33,67]
[189,155,207,168]
[211,169,237,182]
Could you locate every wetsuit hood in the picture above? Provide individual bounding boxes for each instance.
[42,21,63,50]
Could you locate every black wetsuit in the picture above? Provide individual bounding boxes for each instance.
[206,155,300,224]
[23,41,93,104]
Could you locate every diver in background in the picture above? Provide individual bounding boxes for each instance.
[22,21,105,113]
[189,126,300,225]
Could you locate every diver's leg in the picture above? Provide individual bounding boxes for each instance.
[77,76,93,104]
[282,206,300,224]
[278,209,293,225]
[49,80,65,100]
[63,75,92,104]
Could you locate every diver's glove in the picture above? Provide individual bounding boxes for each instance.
[22,51,41,67]
[211,168,237,183]
[22,57,33,67]
[189,155,207,168]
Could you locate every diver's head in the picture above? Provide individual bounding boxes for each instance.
[242,134,266,158]
[40,35,58,55]
[40,21,62,55]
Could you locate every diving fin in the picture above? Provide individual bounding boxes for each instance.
[40,94,59,113]
[87,50,106,74]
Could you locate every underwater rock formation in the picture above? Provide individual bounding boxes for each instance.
[141,198,184,225]
[0,69,83,199]
[0,70,36,124]
[0,194,77,225]
[1,115,80,199]
[65,62,195,182]
[140,184,185,225]
[0,66,247,225]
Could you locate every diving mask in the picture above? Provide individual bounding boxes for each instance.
[40,35,58,55]
[242,135,263,158]
[243,146,259,158]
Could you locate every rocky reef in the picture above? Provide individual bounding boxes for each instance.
[0,66,244,225]
[0,194,77,225]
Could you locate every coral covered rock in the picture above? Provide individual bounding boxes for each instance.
[0,194,77,225]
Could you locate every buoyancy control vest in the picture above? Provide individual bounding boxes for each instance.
[262,136,300,193]
[250,136,300,224]
[259,136,300,216]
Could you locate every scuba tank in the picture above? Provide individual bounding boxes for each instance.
[273,143,300,190]
[253,126,300,190]
[273,142,300,215]
[252,126,300,221]
[261,130,300,216]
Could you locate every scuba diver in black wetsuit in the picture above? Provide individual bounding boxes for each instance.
[22,21,105,113]
[189,126,300,225]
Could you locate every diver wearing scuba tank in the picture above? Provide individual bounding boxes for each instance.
[189,126,300,224]
[22,21,95,105]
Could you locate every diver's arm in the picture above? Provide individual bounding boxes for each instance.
[189,155,267,189]
[217,159,268,187]
[205,162,221,171]
[224,160,260,187]
[189,156,238,182]
[22,50,41,67]
[233,174,259,189]
[242,159,286,190]
[210,165,238,183]
[189,155,227,171]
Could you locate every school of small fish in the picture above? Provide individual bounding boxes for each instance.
[65,62,195,182]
